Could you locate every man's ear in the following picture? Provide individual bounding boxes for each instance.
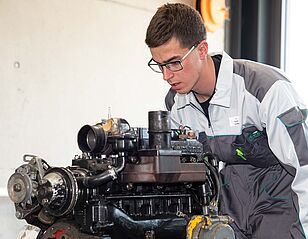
[197,40,208,60]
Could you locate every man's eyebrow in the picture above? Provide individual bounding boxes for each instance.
[163,56,180,63]
[153,55,181,64]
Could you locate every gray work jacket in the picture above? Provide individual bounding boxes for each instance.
[165,51,308,236]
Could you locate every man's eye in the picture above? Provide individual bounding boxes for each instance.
[166,62,180,68]
[169,62,180,66]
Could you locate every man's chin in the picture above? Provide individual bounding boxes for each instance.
[174,88,189,94]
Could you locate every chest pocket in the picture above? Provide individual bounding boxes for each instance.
[231,126,279,168]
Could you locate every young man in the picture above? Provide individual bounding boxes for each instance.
[145,3,308,239]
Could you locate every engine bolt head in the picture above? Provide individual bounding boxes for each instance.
[41,198,49,206]
[13,183,22,192]
[15,211,22,219]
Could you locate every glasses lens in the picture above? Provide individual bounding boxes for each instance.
[166,61,183,72]
[148,60,183,73]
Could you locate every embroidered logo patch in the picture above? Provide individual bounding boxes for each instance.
[229,116,240,127]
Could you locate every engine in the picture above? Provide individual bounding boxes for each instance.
[7,111,234,239]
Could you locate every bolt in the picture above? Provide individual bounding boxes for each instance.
[15,211,23,219]
[13,183,22,192]
[41,198,49,206]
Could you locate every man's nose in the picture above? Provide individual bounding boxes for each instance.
[162,67,174,81]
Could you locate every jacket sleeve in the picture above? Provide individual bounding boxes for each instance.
[164,88,183,129]
[260,80,308,236]
[165,88,176,111]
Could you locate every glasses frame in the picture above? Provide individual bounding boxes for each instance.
[148,42,199,73]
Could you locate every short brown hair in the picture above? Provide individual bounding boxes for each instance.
[145,3,206,48]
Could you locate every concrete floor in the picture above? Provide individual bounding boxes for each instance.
[0,197,29,239]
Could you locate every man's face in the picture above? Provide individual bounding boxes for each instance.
[149,37,203,94]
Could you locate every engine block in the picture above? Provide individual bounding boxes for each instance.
[7,111,234,239]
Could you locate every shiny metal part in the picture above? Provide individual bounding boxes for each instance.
[7,172,32,204]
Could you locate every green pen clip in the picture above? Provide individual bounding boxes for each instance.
[248,130,263,142]
[236,148,246,161]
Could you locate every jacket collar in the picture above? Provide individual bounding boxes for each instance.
[176,51,234,109]
[175,91,200,111]
[210,51,233,108]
